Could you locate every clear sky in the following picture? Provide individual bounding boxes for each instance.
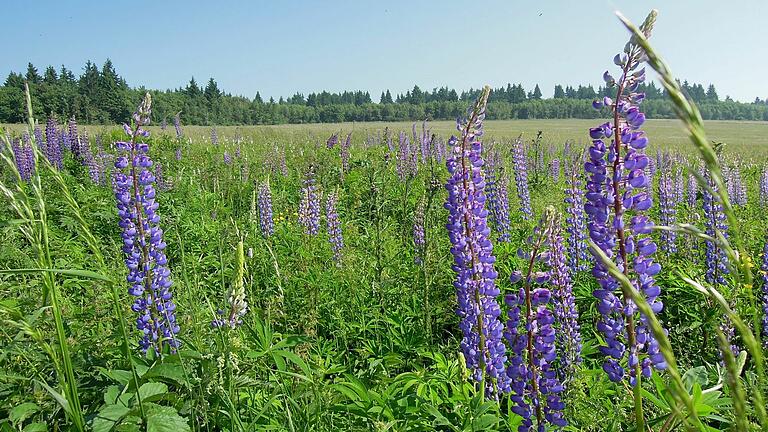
[1,0,764,102]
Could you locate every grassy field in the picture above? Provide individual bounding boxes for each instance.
[5,119,768,155]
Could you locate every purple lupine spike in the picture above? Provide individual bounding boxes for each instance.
[340,132,352,173]
[413,198,425,265]
[34,125,45,156]
[673,165,685,204]
[585,33,667,386]
[211,127,218,146]
[548,209,582,382]
[702,169,729,287]
[175,147,182,161]
[550,158,560,183]
[299,167,320,235]
[565,162,589,272]
[511,136,532,220]
[687,170,698,207]
[160,118,167,130]
[44,118,62,170]
[760,166,768,206]
[112,93,180,354]
[223,151,232,165]
[68,117,78,151]
[326,132,338,149]
[486,150,511,242]
[420,120,430,163]
[173,113,183,139]
[325,190,343,263]
[12,137,34,181]
[505,208,568,431]
[257,181,274,237]
[444,86,510,398]
[396,132,416,181]
[761,234,768,348]
[657,171,677,254]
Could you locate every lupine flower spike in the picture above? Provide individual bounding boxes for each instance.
[586,11,667,389]
[445,86,510,398]
[112,93,180,354]
[505,207,570,431]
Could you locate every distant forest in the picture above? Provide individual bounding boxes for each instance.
[2,60,767,125]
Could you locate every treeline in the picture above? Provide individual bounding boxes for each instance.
[2,60,767,125]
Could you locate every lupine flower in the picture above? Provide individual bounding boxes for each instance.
[160,118,167,130]
[257,181,274,237]
[173,113,183,139]
[298,167,321,235]
[511,136,532,220]
[413,198,425,264]
[420,120,430,163]
[112,93,180,354]
[12,137,35,181]
[326,132,338,149]
[760,166,768,206]
[34,125,45,156]
[211,127,218,146]
[444,86,510,398]
[340,132,352,173]
[486,150,511,242]
[728,166,747,206]
[505,207,568,431]
[396,132,417,181]
[223,151,232,165]
[565,162,589,272]
[585,19,667,385]
[550,158,560,183]
[702,170,729,287]
[673,165,685,204]
[761,235,768,348]
[44,118,62,170]
[212,241,248,328]
[175,147,182,161]
[325,190,343,263]
[687,171,698,207]
[657,171,677,253]
[548,210,582,382]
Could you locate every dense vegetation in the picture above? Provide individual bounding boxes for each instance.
[2,10,768,432]
[2,60,768,126]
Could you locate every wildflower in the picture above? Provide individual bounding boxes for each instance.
[325,190,343,263]
[505,207,571,431]
[212,241,248,328]
[112,93,180,354]
[257,181,274,237]
[444,86,510,398]
[511,136,532,220]
[585,18,667,385]
[413,198,425,264]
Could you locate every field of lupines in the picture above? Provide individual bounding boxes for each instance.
[2,11,768,432]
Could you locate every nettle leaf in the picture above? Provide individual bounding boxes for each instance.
[145,405,190,432]
[92,404,131,432]
[22,422,47,432]
[137,382,168,402]
[104,385,121,405]
[142,363,188,387]
[9,402,40,425]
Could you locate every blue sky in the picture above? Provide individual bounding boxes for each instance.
[2,0,764,102]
